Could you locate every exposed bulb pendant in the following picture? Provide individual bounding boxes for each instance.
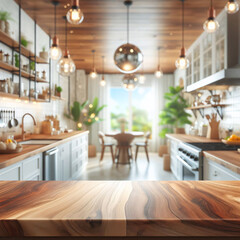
[100,56,106,86]
[203,0,220,33]
[66,0,84,25]
[155,47,163,78]
[122,74,138,90]
[90,50,98,79]
[175,0,189,70]
[49,1,62,61]
[114,0,143,74]
[57,17,76,76]
[225,0,239,14]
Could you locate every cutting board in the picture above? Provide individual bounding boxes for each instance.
[206,113,220,139]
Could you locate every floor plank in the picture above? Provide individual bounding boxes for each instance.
[79,153,176,181]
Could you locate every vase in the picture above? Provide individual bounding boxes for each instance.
[120,123,125,133]
[4,21,10,35]
[39,51,49,61]
[174,128,185,134]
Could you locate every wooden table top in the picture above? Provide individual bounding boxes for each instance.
[166,134,220,143]
[0,131,88,169]
[0,181,240,237]
[105,131,144,137]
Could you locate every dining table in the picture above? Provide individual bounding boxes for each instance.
[105,131,144,164]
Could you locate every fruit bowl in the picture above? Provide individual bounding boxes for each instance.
[0,146,23,154]
[222,139,240,145]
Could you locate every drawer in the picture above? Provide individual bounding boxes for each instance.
[71,148,82,162]
[22,155,41,178]
[0,163,21,181]
[72,137,81,150]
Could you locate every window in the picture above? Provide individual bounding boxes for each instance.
[110,86,154,132]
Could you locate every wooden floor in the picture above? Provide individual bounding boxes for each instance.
[79,152,176,181]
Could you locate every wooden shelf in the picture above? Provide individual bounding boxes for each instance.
[186,104,229,119]
[51,95,65,101]
[0,30,49,64]
[0,61,19,72]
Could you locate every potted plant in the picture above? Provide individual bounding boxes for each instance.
[0,11,14,35]
[39,46,48,61]
[55,85,62,97]
[30,61,35,75]
[159,86,191,135]
[65,98,107,158]
[14,54,19,68]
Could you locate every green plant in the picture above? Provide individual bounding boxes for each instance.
[42,46,46,52]
[56,86,62,93]
[30,61,35,71]
[14,54,19,68]
[0,11,14,21]
[21,36,29,47]
[159,86,191,138]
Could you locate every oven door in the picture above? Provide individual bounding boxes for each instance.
[177,156,199,181]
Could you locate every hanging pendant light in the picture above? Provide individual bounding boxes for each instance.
[155,47,163,78]
[49,1,62,61]
[203,0,220,33]
[175,0,189,70]
[90,50,98,79]
[225,0,239,14]
[57,17,76,76]
[100,56,106,86]
[66,0,84,25]
[114,0,143,74]
[122,74,138,90]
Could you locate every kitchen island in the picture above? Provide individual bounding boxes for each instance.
[0,181,239,239]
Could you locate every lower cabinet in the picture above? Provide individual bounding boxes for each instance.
[58,142,71,181]
[204,157,240,180]
[169,139,181,180]
[0,154,42,181]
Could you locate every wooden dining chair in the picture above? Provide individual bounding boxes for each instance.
[98,131,115,163]
[135,131,151,162]
[114,133,135,164]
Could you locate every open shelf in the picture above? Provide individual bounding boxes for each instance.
[0,30,48,64]
[51,95,65,101]
[186,104,229,120]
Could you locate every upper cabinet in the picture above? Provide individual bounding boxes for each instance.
[185,10,240,92]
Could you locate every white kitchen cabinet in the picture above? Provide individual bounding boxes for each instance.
[0,162,22,180]
[22,154,42,180]
[169,139,181,180]
[58,142,71,181]
[0,153,42,181]
[204,157,240,180]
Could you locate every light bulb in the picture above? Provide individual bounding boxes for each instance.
[57,50,76,76]
[203,18,220,33]
[90,71,97,79]
[100,79,106,86]
[225,0,239,14]
[155,70,163,78]
[139,74,145,84]
[49,36,62,60]
[175,56,189,70]
[66,0,84,25]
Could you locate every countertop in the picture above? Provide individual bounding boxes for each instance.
[0,181,239,238]
[0,131,89,169]
[166,134,240,174]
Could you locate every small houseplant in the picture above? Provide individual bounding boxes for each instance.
[159,86,191,137]
[55,85,62,97]
[30,61,35,74]
[39,46,48,61]
[14,54,19,68]
[0,11,14,35]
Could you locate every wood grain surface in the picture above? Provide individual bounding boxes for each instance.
[166,134,220,143]
[0,181,240,237]
[0,131,88,169]
[204,151,240,174]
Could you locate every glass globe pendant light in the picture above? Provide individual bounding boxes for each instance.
[66,0,84,25]
[57,17,76,76]
[114,0,143,74]
[49,1,62,61]
[90,50,98,79]
[203,0,220,33]
[122,74,138,90]
[155,47,163,78]
[100,56,106,86]
[175,0,189,70]
[225,0,239,14]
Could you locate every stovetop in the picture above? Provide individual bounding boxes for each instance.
[185,142,239,151]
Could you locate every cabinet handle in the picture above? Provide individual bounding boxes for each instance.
[214,170,218,177]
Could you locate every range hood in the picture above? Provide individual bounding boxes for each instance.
[186,68,240,92]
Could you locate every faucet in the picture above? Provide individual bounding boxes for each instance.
[21,113,36,140]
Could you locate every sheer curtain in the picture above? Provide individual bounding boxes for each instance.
[88,73,174,152]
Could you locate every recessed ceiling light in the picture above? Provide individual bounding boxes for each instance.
[67,3,70,6]
[64,5,67,8]
[70,30,74,34]
[169,32,173,36]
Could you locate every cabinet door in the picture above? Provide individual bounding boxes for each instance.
[204,157,240,180]
[22,154,43,180]
[170,140,181,180]
[0,163,22,180]
[58,142,71,181]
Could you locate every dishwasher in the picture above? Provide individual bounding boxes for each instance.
[43,147,59,180]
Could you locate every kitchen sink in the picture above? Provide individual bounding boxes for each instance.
[19,139,60,145]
